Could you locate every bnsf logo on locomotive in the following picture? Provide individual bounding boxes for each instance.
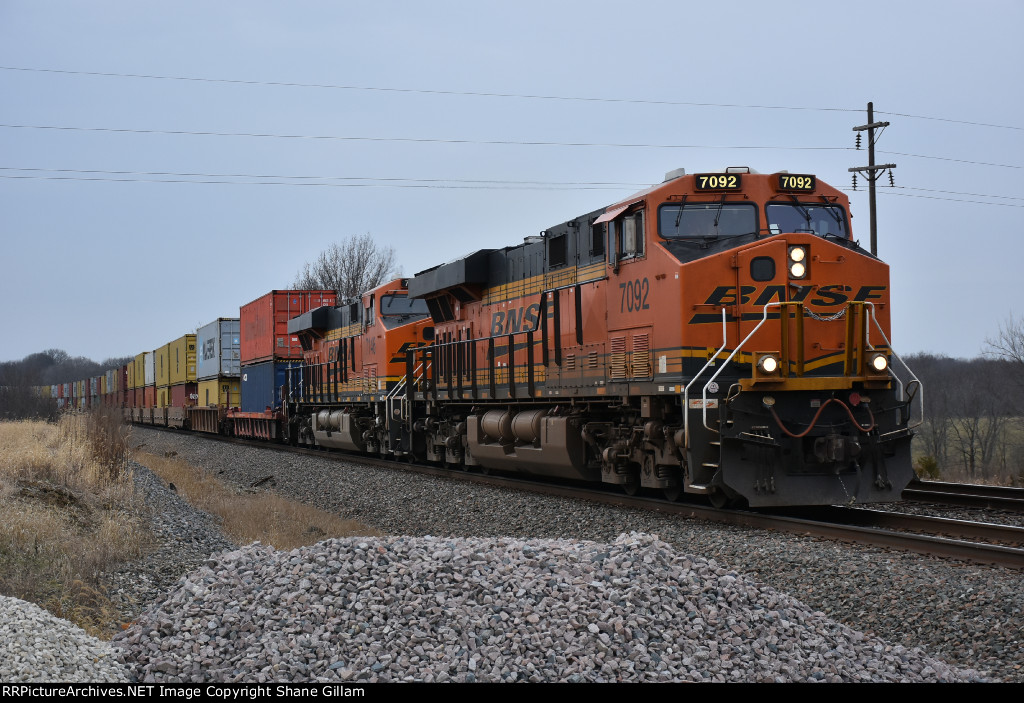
[689,284,886,323]
[490,303,542,336]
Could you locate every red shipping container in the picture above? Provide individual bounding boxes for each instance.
[171,383,198,408]
[144,386,156,408]
[240,290,337,365]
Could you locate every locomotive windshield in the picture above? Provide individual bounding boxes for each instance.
[379,294,430,329]
[657,202,758,239]
[765,202,849,238]
[381,294,430,317]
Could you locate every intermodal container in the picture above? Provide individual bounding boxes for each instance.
[239,361,302,412]
[197,376,241,408]
[133,353,147,389]
[170,382,198,408]
[196,318,241,380]
[168,334,197,385]
[143,385,156,408]
[127,361,137,390]
[240,290,336,365]
[143,352,155,386]
[154,344,171,387]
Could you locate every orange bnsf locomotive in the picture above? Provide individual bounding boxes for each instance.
[286,166,920,507]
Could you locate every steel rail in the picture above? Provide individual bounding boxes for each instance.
[134,425,1024,569]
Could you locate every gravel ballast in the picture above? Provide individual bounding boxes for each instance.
[0,596,131,683]
[113,533,980,683]
[11,425,1018,683]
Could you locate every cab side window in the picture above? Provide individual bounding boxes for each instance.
[621,211,644,258]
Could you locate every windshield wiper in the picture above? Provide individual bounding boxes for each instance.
[788,195,814,228]
[818,196,846,235]
[673,195,689,230]
[712,194,727,233]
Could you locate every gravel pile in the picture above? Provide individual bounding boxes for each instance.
[0,596,131,683]
[91,427,1022,682]
[113,533,981,683]
[101,454,237,623]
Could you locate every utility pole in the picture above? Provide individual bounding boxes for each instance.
[849,102,896,256]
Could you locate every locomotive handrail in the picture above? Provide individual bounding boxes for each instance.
[692,300,924,436]
[683,307,729,450]
[700,302,781,432]
[864,302,924,429]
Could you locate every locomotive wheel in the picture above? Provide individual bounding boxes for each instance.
[708,488,729,509]
[622,466,640,496]
[663,484,682,502]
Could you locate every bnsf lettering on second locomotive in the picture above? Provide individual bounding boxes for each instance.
[490,303,541,336]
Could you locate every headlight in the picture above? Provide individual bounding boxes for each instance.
[758,354,780,375]
[868,353,889,373]
[788,246,808,279]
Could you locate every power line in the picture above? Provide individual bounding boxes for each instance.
[0,65,862,115]
[892,185,1024,201]
[874,110,1024,132]
[879,151,1022,170]
[0,166,648,188]
[844,187,1024,208]
[0,123,851,152]
[3,65,1020,132]
[13,167,1023,199]
[0,173,638,190]
[9,166,1023,205]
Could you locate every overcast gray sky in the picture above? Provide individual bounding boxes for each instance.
[2,1,1022,363]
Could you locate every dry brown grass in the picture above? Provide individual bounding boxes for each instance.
[134,451,381,550]
[0,410,379,639]
[0,412,147,638]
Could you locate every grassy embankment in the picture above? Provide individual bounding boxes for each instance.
[0,408,378,640]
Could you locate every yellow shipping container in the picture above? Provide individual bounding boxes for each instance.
[156,385,170,408]
[154,344,171,387]
[133,353,147,390]
[127,362,136,390]
[168,334,197,385]
[100,376,107,396]
[197,376,241,408]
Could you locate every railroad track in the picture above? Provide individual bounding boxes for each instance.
[138,425,1024,570]
[903,478,1024,513]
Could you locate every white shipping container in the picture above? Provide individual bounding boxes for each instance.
[197,318,241,380]
[144,352,155,386]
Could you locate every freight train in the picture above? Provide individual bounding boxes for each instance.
[44,166,922,507]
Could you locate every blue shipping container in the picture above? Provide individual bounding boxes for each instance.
[240,361,302,412]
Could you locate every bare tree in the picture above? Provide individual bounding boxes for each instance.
[985,314,1024,395]
[293,233,398,300]
[985,314,1024,365]
[905,353,954,470]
